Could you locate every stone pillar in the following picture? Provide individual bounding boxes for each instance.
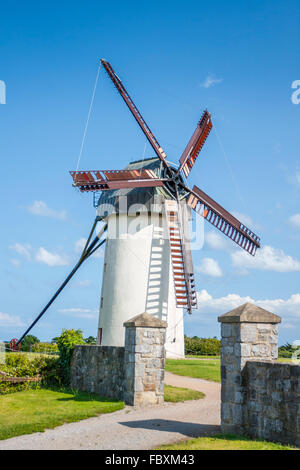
[218,302,281,435]
[123,312,167,406]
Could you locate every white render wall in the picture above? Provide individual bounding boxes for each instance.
[98,212,185,358]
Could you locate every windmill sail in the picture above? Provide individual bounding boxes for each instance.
[70,169,168,192]
[186,185,261,255]
[178,110,213,178]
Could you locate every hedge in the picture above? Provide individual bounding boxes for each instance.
[184,336,221,356]
[31,342,59,354]
[0,353,61,395]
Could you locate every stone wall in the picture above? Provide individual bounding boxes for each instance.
[71,345,124,400]
[244,361,300,447]
[219,302,300,447]
[70,312,167,407]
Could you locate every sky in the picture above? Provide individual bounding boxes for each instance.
[0,0,299,345]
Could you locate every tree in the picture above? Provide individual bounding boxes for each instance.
[84,336,97,344]
[21,335,40,352]
[56,329,85,384]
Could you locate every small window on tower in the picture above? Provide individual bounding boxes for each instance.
[100,296,103,308]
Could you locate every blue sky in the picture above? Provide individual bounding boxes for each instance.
[0,0,299,345]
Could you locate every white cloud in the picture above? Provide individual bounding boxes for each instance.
[74,238,103,259]
[205,231,229,251]
[59,308,97,319]
[9,243,32,260]
[74,238,86,254]
[35,247,69,267]
[231,245,300,272]
[231,211,259,230]
[9,242,72,267]
[196,289,300,319]
[0,312,24,327]
[289,213,300,229]
[27,201,66,220]
[201,75,223,88]
[9,259,21,268]
[76,280,92,288]
[197,289,252,313]
[196,258,223,277]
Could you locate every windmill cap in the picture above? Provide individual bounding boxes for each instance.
[218,302,281,324]
[124,312,167,328]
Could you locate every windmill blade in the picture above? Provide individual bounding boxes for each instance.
[100,59,171,172]
[186,185,261,256]
[178,110,213,178]
[165,200,197,314]
[70,169,170,192]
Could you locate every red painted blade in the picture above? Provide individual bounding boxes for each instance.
[100,59,170,171]
[178,110,213,178]
[187,185,261,256]
[70,169,167,192]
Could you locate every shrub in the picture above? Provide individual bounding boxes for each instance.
[31,342,59,354]
[84,336,97,345]
[56,329,85,385]
[0,329,85,393]
[21,335,40,352]
[0,353,61,395]
[278,350,292,358]
[0,380,41,395]
[184,336,221,356]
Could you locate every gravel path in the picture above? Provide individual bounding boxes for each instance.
[0,372,221,450]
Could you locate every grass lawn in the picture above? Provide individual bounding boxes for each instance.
[166,359,221,382]
[164,384,205,402]
[166,357,296,383]
[0,388,124,440]
[0,384,204,441]
[157,434,297,450]
[277,358,296,363]
[185,355,220,359]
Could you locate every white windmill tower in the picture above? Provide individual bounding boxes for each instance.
[12,60,261,357]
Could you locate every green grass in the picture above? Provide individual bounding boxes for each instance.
[157,434,297,450]
[6,351,58,359]
[0,384,205,441]
[166,359,221,382]
[0,388,124,441]
[167,357,295,383]
[164,384,205,402]
[185,355,220,359]
[277,357,296,363]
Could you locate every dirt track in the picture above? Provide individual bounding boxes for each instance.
[0,372,221,450]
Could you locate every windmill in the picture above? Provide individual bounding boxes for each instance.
[12,59,261,358]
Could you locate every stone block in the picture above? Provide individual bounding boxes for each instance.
[221,323,232,338]
[240,324,257,343]
[221,402,232,422]
[223,345,234,355]
[134,344,151,354]
[251,343,270,357]
[235,343,251,357]
[232,404,243,425]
